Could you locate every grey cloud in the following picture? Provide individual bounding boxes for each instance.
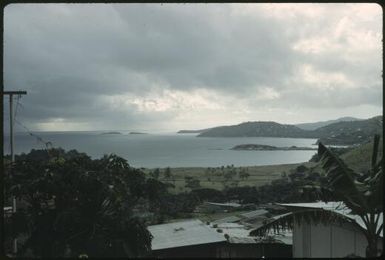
[3,3,382,131]
[279,84,382,109]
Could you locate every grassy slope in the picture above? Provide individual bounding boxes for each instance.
[142,138,382,194]
[143,162,316,194]
[340,139,383,173]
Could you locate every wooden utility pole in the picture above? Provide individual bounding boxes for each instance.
[4,91,27,164]
[2,90,27,255]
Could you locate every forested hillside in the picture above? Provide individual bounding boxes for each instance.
[197,116,382,146]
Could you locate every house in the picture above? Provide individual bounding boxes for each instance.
[216,222,292,258]
[218,237,291,258]
[148,218,292,258]
[147,219,227,257]
[250,201,383,258]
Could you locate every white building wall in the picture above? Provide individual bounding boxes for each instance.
[331,222,356,257]
[302,222,311,257]
[310,222,332,257]
[293,219,303,257]
[293,219,383,258]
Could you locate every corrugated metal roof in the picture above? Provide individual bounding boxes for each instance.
[215,223,245,229]
[272,212,292,220]
[277,201,383,237]
[206,202,241,207]
[148,219,227,250]
[212,222,258,244]
[212,216,241,224]
[240,209,268,219]
[277,201,344,210]
[221,227,252,238]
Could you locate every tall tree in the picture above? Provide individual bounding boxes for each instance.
[4,150,153,257]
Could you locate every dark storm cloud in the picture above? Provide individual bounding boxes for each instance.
[105,4,298,93]
[3,3,382,130]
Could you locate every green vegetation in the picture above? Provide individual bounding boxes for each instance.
[143,163,313,194]
[198,121,311,138]
[340,140,383,173]
[315,115,382,145]
[295,117,361,130]
[196,115,382,146]
[3,149,164,257]
[232,144,316,151]
[311,138,384,173]
[318,135,383,257]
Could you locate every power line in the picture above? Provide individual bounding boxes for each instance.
[9,93,54,151]
[14,118,53,150]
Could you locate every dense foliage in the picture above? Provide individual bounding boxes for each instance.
[221,164,325,204]
[4,149,160,257]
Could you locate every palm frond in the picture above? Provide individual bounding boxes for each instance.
[368,165,383,212]
[250,213,294,237]
[318,143,370,215]
[371,134,380,173]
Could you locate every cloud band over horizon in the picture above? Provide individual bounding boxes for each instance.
[4,3,382,132]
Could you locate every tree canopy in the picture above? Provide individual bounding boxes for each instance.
[4,149,155,257]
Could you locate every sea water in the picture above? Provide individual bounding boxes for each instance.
[4,131,318,168]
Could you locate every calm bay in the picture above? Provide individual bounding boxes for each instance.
[5,131,318,168]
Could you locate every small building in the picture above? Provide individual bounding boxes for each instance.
[148,218,292,258]
[147,219,227,257]
[213,220,292,258]
[250,201,383,258]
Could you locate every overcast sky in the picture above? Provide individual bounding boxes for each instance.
[3,3,383,132]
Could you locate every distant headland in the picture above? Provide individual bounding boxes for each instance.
[101,131,122,135]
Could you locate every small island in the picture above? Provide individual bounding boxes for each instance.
[231,144,317,151]
[101,131,122,135]
[129,132,147,135]
[177,129,210,134]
